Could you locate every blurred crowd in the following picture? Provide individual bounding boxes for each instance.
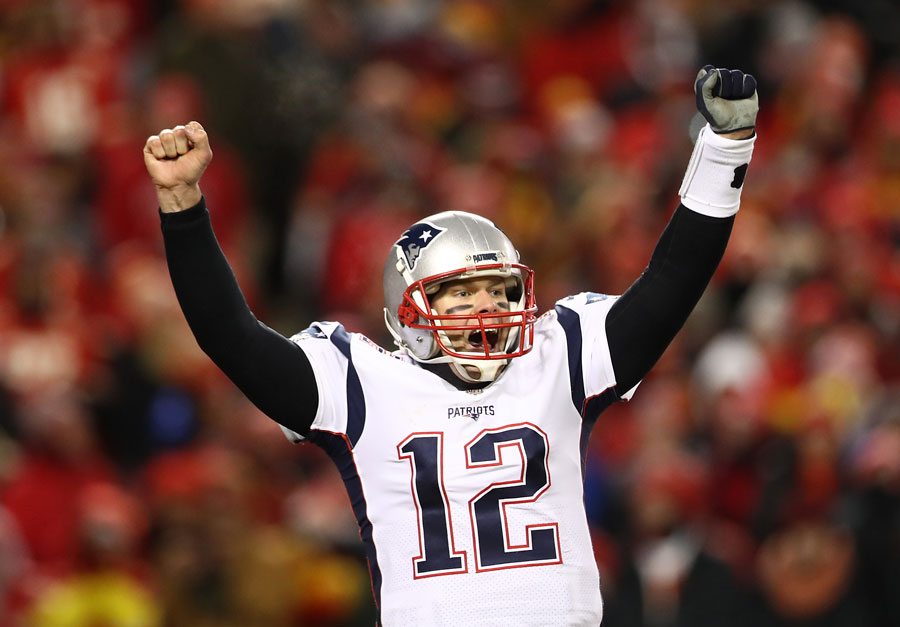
[0,0,899,625]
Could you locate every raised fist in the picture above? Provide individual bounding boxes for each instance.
[694,66,758,134]
[143,121,212,212]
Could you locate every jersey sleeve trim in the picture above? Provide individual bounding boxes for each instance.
[579,387,619,472]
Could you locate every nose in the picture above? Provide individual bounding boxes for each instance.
[473,289,499,314]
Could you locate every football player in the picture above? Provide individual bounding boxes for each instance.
[144,66,758,626]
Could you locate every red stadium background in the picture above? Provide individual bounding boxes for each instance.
[0,1,899,625]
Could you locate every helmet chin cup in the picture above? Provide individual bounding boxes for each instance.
[451,358,509,383]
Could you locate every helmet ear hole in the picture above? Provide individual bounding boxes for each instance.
[397,303,417,326]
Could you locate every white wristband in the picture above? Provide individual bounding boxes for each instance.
[678,123,755,218]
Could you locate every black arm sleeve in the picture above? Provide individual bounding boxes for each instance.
[607,203,734,396]
[160,198,317,436]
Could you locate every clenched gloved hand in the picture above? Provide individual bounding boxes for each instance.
[694,65,758,134]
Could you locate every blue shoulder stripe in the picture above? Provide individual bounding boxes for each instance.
[554,304,585,413]
[556,304,620,474]
[329,325,366,448]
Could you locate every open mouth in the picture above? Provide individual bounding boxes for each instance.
[467,329,500,352]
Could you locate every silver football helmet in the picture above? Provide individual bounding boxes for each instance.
[383,211,537,382]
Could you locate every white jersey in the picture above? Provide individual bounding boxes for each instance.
[283,292,633,627]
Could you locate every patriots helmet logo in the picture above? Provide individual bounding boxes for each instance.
[396,221,446,270]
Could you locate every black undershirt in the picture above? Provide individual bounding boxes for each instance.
[161,199,733,436]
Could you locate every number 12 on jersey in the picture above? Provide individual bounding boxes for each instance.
[397,423,562,578]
